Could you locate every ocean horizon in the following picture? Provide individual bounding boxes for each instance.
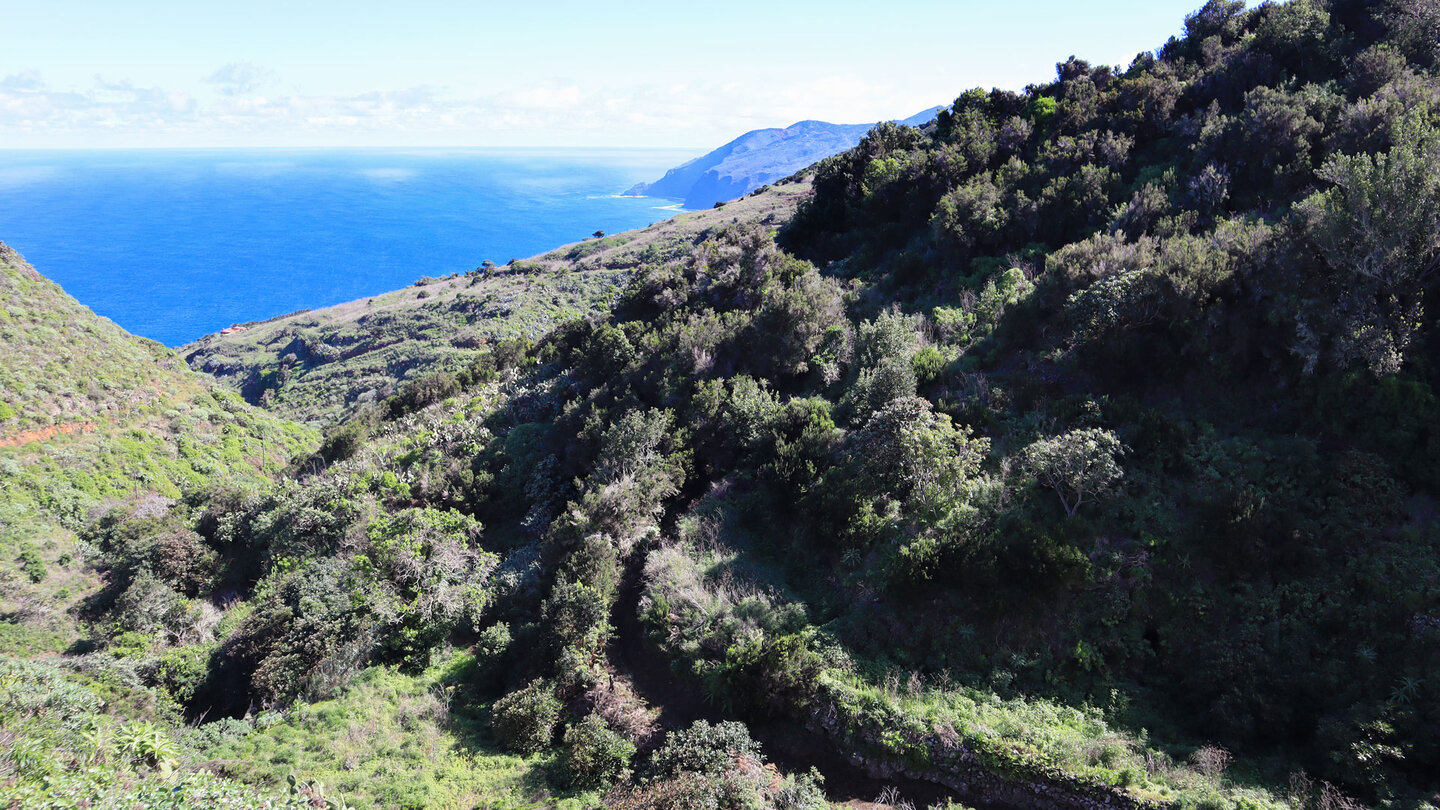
[0,147,699,346]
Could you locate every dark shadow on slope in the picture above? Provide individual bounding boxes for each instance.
[609,543,1000,809]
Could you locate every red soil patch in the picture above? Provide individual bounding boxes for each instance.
[0,422,98,448]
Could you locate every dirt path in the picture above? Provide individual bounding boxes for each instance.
[0,422,97,448]
[611,547,726,731]
[608,546,994,809]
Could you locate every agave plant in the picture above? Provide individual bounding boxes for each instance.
[288,773,354,810]
[6,737,53,778]
[115,721,180,771]
[77,719,112,766]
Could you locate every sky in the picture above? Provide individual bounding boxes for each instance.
[0,0,1216,149]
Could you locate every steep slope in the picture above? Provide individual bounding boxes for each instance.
[0,241,194,436]
[160,1,1440,806]
[627,107,939,209]
[0,241,315,653]
[20,2,1440,809]
[0,244,326,805]
[184,178,810,425]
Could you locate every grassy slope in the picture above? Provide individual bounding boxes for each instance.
[183,180,810,425]
[0,656,298,808]
[0,240,197,434]
[0,247,577,810]
[3,649,563,810]
[0,241,317,653]
[202,653,596,810]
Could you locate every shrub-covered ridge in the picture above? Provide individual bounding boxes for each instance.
[10,1,1440,808]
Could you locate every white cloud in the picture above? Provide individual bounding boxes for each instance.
[0,67,943,147]
[495,82,583,111]
[0,72,45,92]
[206,62,279,97]
[0,73,199,137]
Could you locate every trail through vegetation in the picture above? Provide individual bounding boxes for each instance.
[7,2,1440,808]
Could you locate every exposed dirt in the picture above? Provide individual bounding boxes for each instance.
[0,422,97,448]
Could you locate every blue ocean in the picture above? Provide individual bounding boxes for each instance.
[0,148,696,346]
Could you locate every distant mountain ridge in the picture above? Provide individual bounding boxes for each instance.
[627,106,940,209]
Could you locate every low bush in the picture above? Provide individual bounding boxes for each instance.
[650,720,762,779]
[562,713,635,789]
[491,678,562,754]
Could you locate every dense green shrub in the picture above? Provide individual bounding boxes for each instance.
[112,570,199,642]
[1295,115,1440,375]
[387,371,460,417]
[472,622,512,680]
[619,719,827,810]
[139,643,214,703]
[561,713,635,789]
[362,507,495,668]
[650,721,762,779]
[224,557,376,705]
[491,678,561,754]
[16,543,45,583]
[317,410,378,464]
[911,346,945,387]
[1022,428,1125,517]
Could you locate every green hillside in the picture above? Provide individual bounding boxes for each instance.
[184,180,809,425]
[0,243,316,651]
[9,1,1440,809]
[0,245,327,806]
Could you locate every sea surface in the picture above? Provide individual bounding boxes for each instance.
[0,148,696,346]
